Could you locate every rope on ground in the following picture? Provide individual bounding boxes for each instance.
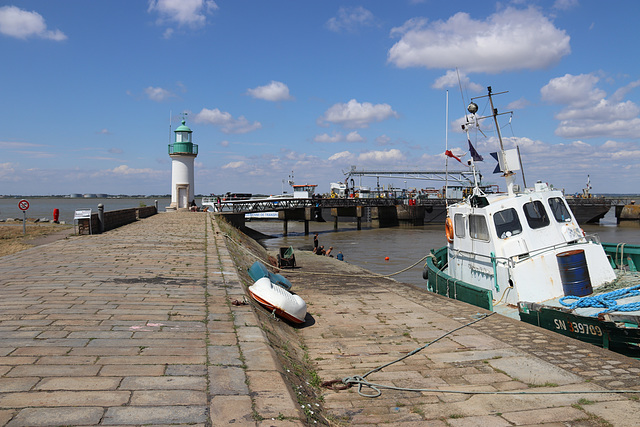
[322,311,640,397]
[220,231,428,279]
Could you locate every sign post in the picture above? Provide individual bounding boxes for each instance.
[74,208,92,235]
[18,199,29,236]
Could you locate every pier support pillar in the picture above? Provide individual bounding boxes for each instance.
[334,215,338,230]
[304,220,309,235]
[370,206,398,228]
[283,220,288,236]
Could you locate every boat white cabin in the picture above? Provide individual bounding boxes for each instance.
[447,182,616,309]
[445,87,616,314]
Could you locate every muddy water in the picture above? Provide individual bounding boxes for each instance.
[246,209,640,288]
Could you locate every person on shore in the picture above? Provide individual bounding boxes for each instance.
[325,246,333,257]
[336,251,344,261]
[316,245,325,255]
[313,233,319,253]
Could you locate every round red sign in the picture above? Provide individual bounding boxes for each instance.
[18,199,29,211]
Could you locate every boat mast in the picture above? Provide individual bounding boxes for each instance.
[486,86,517,195]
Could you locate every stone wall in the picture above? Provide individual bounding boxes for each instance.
[78,206,158,234]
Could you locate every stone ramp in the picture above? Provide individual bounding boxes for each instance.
[0,212,303,426]
[274,250,640,426]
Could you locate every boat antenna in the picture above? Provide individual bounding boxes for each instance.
[445,90,449,207]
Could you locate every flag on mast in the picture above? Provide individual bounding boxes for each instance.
[468,139,483,162]
[444,150,462,163]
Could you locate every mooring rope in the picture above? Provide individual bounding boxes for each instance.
[322,311,640,397]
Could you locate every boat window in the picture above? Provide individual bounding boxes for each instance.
[523,200,550,229]
[454,214,465,238]
[469,214,490,241]
[493,208,522,239]
[549,197,572,222]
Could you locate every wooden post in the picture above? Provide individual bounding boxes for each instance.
[304,220,309,235]
[283,220,288,236]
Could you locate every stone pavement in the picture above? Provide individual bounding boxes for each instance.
[279,252,640,426]
[0,212,303,426]
[1,212,640,427]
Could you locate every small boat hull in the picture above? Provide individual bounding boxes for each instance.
[248,277,307,323]
[247,261,292,290]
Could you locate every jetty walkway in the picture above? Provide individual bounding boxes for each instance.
[0,212,638,426]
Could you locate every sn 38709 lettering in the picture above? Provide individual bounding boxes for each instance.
[554,319,603,336]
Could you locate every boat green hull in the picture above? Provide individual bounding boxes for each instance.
[518,302,640,358]
[424,244,640,358]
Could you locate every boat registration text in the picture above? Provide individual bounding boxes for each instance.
[554,319,603,336]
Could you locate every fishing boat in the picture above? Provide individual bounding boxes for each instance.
[424,87,640,358]
[248,277,307,323]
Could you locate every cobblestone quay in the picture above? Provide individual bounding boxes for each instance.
[0,212,638,426]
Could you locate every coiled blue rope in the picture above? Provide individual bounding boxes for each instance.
[560,284,640,315]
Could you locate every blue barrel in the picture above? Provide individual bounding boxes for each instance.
[557,249,593,297]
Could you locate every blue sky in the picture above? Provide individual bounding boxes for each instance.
[2,0,640,196]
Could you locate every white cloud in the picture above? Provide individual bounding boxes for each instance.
[388,7,570,73]
[144,86,174,102]
[358,149,405,163]
[541,73,604,107]
[314,132,342,143]
[346,131,365,143]
[246,81,293,102]
[0,141,47,149]
[148,0,218,28]
[318,99,398,129]
[432,70,483,92]
[328,151,354,162]
[314,131,365,143]
[541,74,640,139]
[0,6,66,41]
[326,6,376,33]
[194,108,261,134]
[222,161,246,169]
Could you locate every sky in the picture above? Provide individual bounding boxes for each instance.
[2,0,640,196]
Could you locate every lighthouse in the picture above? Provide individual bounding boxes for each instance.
[168,118,198,210]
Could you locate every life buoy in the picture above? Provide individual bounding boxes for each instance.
[445,217,454,243]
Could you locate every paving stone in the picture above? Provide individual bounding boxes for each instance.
[0,377,39,392]
[501,406,586,425]
[119,375,206,391]
[0,391,130,407]
[210,395,256,426]
[99,364,166,376]
[6,365,100,377]
[6,407,104,426]
[130,389,207,405]
[35,376,121,391]
[209,365,249,395]
[102,405,207,425]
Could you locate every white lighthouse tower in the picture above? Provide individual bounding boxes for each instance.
[168,118,198,210]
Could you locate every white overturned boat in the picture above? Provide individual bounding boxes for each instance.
[248,277,307,323]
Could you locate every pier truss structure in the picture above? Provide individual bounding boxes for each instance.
[342,166,479,188]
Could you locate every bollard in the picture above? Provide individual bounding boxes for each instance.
[98,203,104,233]
[155,199,158,212]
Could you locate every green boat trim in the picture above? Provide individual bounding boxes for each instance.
[424,244,640,358]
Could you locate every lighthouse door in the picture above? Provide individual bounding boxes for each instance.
[178,187,188,209]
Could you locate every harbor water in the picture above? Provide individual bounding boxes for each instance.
[247,208,640,288]
[0,197,171,224]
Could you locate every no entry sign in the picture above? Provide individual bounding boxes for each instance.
[18,199,29,211]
